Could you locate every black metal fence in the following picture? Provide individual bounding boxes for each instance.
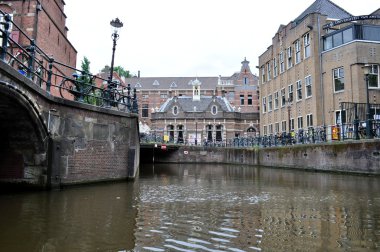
[141,121,380,148]
[0,11,138,113]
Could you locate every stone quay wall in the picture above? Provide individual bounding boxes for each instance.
[142,140,380,175]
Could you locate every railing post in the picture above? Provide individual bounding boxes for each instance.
[353,103,360,140]
[27,39,36,79]
[0,14,11,61]
[46,57,54,93]
[132,88,138,114]
[126,84,131,112]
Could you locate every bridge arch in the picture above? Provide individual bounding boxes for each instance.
[0,81,49,187]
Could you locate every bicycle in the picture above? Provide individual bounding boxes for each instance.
[8,47,44,85]
[59,74,130,111]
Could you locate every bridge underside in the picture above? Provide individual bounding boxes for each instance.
[0,86,47,188]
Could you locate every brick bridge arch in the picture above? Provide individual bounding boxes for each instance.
[0,80,49,187]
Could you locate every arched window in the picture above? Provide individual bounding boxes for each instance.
[206,124,213,142]
[216,125,223,142]
[247,127,256,137]
[177,125,184,143]
[167,125,174,142]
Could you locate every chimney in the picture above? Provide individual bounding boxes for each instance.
[138,70,140,78]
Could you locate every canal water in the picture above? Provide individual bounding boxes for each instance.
[0,163,379,251]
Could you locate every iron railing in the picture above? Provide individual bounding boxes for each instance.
[141,121,380,148]
[0,11,138,113]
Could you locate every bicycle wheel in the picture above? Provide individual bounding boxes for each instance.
[59,79,75,100]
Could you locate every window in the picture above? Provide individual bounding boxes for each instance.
[160,93,168,99]
[248,95,252,105]
[262,97,267,113]
[334,67,345,92]
[177,125,184,143]
[261,66,266,83]
[263,125,268,135]
[268,94,273,112]
[305,75,312,98]
[281,88,286,107]
[142,94,149,99]
[267,62,271,81]
[368,65,379,89]
[211,105,218,115]
[268,124,273,134]
[274,91,279,109]
[240,94,245,105]
[288,84,293,102]
[142,104,149,118]
[306,114,313,127]
[297,116,303,129]
[275,123,280,133]
[295,40,301,64]
[290,118,295,130]
[244,77,249,85]
[279,51,285,73]
[273,58,278,78]
[303,33,311,58]
[167,125,174,142]
[282,120,287,132]
[287,46,293,69]
[172,106,178,115]
[296,80,302,100]
[216,125,223,142]
[206,125,213,142]
[335,110,346,125]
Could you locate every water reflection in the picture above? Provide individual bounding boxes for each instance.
[0,183,137,251]
[136,163,380,251]
[0,164,379,251]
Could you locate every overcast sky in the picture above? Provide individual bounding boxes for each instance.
[64,0,378,77]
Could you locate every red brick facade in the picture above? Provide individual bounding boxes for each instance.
[0,0,77,96]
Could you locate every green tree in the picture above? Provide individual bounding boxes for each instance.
[101,65,134,78]
[79,56,101,105]
[114,66,131,78]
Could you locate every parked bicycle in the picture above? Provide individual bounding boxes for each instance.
[59,74,130,111]
[8,46,44,84]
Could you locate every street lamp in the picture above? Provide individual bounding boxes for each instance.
[363,64,373,139]
[107,18,123,106]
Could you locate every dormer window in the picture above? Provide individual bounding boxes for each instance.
[170,82,177,88]
[153,80,159,86]
[211,105,217,115]
[172,106,179,115]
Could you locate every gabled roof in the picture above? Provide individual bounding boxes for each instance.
[158,96,234,113]
[294,0,352,24]
[124,77,219,90]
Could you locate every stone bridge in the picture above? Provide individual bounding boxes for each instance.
[0,60,140,189]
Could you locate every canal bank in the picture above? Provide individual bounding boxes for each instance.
[141,140,380,175]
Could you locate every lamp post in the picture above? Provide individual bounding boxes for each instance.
[363,64,373,139]
[108,18,123,106]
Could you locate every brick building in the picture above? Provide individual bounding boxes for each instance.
[0,0,77,95]
[258,0,380,137]
[151,78,259,144]
[126,58,260,138]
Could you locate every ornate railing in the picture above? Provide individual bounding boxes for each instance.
[0,11,138,113]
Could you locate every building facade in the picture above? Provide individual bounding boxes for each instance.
[258,0,380,138]
[150,78,259,145]
[125,58,260,135]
